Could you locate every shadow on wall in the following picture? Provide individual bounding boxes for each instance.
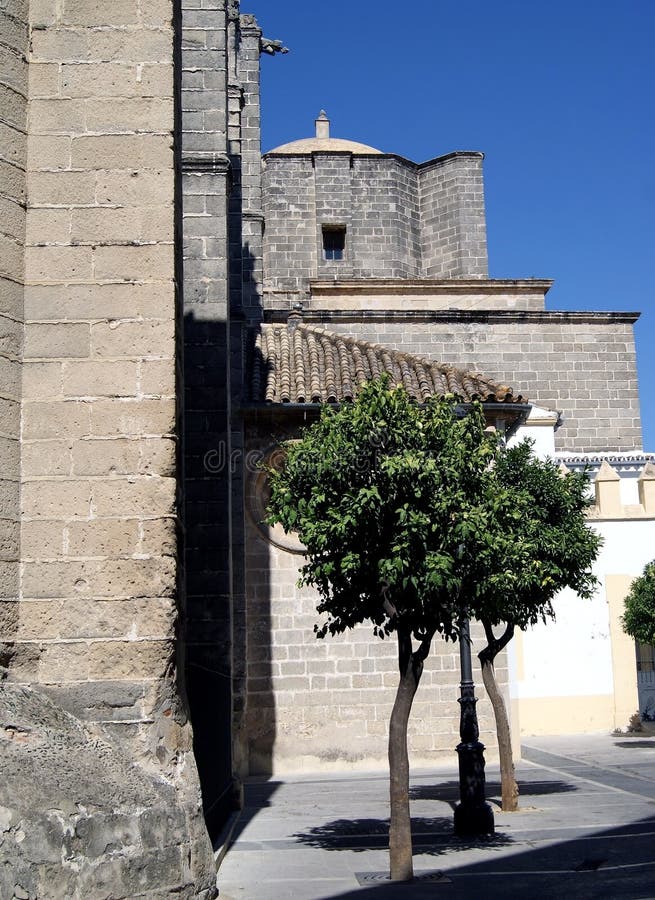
[180,247,274,836]
[181,312,236,840]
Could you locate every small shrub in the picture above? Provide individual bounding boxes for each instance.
[627,711,644,733]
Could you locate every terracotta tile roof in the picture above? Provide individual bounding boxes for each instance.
[248,322,525,405]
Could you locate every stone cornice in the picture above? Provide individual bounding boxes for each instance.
[308,278,553,296]
[264,308,641,325]
[181,153,231,175]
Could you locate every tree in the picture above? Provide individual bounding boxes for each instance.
[468,444,601,811]
[622,560,655,645]
[266,378,601,876]
[267,378,500,881]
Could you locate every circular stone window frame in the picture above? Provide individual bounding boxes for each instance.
[246,441,306,555]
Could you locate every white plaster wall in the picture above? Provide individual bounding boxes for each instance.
[506,415,655,728]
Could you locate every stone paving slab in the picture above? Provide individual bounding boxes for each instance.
[217,734,655,899]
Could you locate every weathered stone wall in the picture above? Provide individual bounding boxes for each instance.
[314,311,642,453]
[20,0,177,751]
[1,1,218,895]
[0,0,27,643]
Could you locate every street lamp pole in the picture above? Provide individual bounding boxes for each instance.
[453,614,495,836]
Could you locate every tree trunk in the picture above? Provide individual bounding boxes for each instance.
[388,626,434,882]
[480,657,518,812]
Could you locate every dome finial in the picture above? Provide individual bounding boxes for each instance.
[315,110,329,140]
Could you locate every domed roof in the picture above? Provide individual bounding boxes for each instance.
[266,111,382,156]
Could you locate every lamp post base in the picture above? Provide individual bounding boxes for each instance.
[453,737,495,837]
[454,798,495,837]
[453,615,494,837]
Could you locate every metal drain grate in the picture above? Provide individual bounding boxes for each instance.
[356,870,452,885]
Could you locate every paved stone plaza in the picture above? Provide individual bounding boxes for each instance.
[217,734,655,899]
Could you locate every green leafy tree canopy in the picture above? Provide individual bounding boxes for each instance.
[622,560,655,646]
[267,377,498,643]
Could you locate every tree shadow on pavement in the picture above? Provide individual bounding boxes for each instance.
[309,813,655,900]
[292,815,512,855]
[410,779,578,805]
[613,740,655,749]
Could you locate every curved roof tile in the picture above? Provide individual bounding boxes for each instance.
[248,323,526,406]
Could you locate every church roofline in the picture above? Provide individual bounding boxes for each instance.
[263,307,641,326]
[263,148,485,169]
[247,320,526,407]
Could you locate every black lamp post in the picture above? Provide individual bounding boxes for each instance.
[453,614,495,836]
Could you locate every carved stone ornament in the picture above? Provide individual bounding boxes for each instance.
[260,37,289,56]
[227,0,240,22]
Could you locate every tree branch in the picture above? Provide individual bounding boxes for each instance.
[415,628,436,663]
[397,624,412,675]
[479,618,515,665]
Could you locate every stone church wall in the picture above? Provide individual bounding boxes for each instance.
[262,150,488,296]
[20,0,177,748]
[324,313,642,453]
[1,2,218,895]
[418,152,487,278]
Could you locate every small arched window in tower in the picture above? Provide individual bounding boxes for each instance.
[322,225,346,261]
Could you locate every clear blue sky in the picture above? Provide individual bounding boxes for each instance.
[252,0,654,451]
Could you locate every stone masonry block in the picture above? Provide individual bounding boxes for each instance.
[90,29,173,63]
[22,400,90,440]
[28,99,86,133]
[61,63,173,99]
[91,476,175,517]
[22,440,71,477]
[0,197,26,244]
[21,480,90,518]
[71,437,140,476]
[24,282,173,321]
[0,320,22,363]
[16,597,175,641]
[71,134,173,170]
[87,639,174,680]
[21,520,66,557]
[66,519,141,557]
[0,231,24,280]
[28,28,88,64]
[139,517,176,556]
[95,169,172,206]
[26,133,71,170]
[22,555,176,599]
[62,360,139,397]
[84,98,173,134]
[90,320,174,358]
[138,0,174,27]
[138,358,175,396]
[35,640,91,682]
[137,437,176,476]
[0,121,26,168]
[25,207,71,245]
[90,398,175,437]
[28,61,60,97]
[93,244,173,281]
[61,0,139,26]
[24,323,90,359]
[25,246,93,282]
[0,560,19,598]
